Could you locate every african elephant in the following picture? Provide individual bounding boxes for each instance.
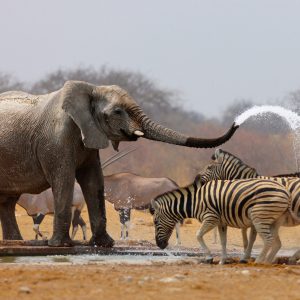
[17,148,134,241]
[0,80,238,247]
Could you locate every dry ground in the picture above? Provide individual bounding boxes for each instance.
[0,203,299,300]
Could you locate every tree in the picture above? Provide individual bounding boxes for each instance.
[286,90,300,114]
[0,73,24,93]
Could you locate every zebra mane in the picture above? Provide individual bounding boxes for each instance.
[273,172,300,178]
[153,178,199,204]
[212,149,257,172]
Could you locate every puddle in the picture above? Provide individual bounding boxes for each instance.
[0,254,190,265]
[0,248,296,265]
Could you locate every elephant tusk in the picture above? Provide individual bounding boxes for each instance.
[134,130,144,136]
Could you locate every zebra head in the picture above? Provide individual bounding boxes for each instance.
[200,148,258,182]
[199,161,221,183]
[151,198,176,249]
[198,149,226,183]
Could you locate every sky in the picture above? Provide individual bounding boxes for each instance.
[1,0,300,117]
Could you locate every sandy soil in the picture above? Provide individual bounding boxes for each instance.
[0,203,299,300]
[1,263,300,300]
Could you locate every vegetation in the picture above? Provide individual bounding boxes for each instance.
[0,68,298,185]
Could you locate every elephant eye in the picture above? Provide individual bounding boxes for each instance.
[114,108,123,115]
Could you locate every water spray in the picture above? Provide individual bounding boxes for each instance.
[235,105,300,171]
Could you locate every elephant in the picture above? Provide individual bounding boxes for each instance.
[0,80,238,247]
[17,148,135,241]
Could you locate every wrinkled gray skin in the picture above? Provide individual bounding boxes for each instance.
[0,80,238,247]
[16,150,130,241]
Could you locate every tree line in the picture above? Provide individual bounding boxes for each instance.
[0,67,298,185]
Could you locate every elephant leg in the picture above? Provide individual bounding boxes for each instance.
[0,198,22,240]
[48,171,75,247]
[76,154,114,248]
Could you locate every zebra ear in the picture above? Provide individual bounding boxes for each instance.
[212,148,221,161]
[151,199,159,211]
[149,205,155,215]
[214,149,225,163]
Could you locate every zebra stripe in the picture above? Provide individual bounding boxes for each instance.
[199,149,300,262]
[152,177,292,263]
[200,149,300,220]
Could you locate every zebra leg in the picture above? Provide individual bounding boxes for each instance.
[175,222,181,246]
[242,228,248,251]
[32,214,45,240]
[265,221,282,263]
[218,225,228,264]
[266,235,281,263]
[253,223,274,264]
[241,226,257,262]
[196,220,217,262]
[213,228,218,244]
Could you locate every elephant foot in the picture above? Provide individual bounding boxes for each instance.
[90,232,115,248]
[48,235,74,247]
[3,231,23,241]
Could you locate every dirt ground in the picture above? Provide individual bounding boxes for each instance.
[0,203,299,300]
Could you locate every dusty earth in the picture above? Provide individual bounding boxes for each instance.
[0,203,299,300]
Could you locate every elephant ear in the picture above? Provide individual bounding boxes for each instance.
[61,80,109,149]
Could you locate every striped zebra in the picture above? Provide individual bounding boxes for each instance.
[200,149,300,183]
[199,148,300,261]
[151,177,296,264]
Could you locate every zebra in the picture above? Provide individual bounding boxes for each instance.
[199,148,300,261]
[151,176,299,264]
[200,148,300,183]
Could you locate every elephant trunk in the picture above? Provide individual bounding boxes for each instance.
[129,106,239,148]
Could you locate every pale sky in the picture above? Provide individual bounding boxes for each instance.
[1,0,300,117]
